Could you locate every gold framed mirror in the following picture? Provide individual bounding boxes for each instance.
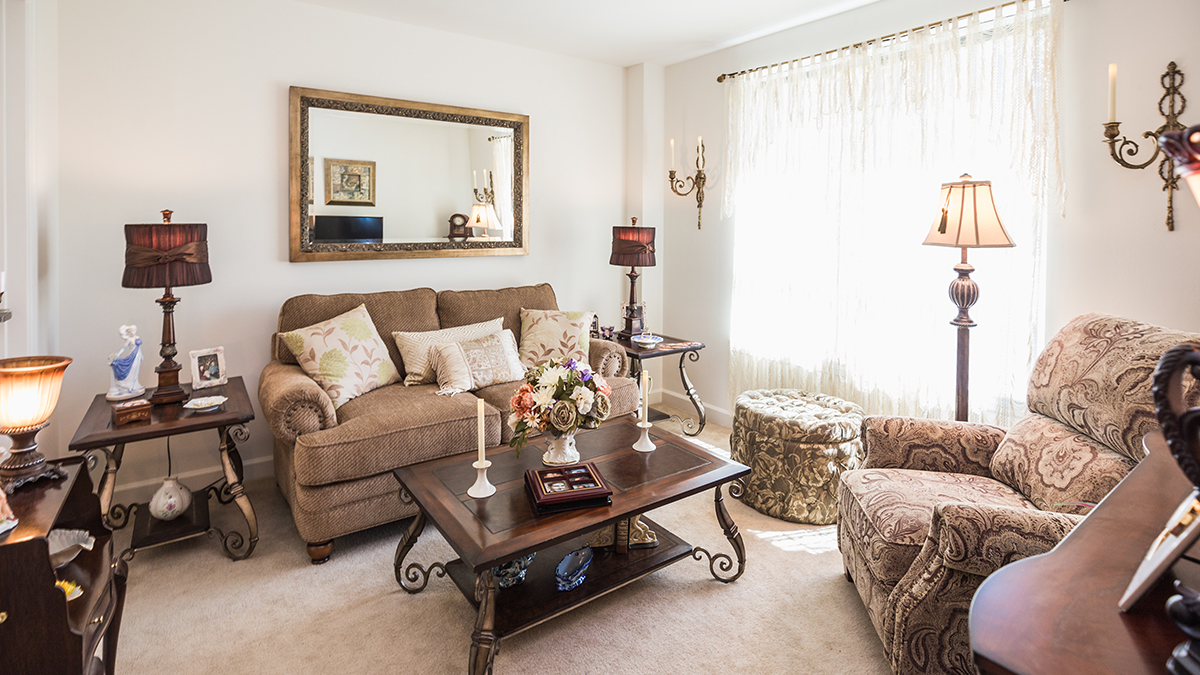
[289,86,529,261]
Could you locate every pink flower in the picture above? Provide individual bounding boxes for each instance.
[593,375,612,397]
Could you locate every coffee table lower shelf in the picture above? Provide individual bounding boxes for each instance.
[444,517,691,636]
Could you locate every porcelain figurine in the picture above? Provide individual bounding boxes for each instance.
[106,324,145,401]
[149,477,192,521]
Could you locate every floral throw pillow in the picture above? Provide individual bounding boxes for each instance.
[280,304,399,408]
[518,308,593,368]
[432,329,526,394]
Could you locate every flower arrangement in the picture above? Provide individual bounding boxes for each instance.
[509,358,612,455]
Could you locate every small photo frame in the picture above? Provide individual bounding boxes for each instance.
[190,347,227,389]
[324,158,376,206]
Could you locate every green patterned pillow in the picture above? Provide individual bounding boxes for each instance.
[518,308,594,367]
[280,304,399,408]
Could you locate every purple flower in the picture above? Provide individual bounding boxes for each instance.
[580,368,593,381]
[564,359,578,370]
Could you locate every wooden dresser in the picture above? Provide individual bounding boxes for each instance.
[0,458,127,674]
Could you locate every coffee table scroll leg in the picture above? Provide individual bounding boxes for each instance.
[470,569,499,675]
[216,425,258,560]
[669,351,707,437]
[692,479,747,583]
[393,484,446,593]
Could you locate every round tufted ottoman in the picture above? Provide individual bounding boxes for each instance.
[730,389,864,525]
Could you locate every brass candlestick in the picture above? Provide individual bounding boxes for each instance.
[474,170,495,205]
[1102,62,1187,231]
[669,140,707,229]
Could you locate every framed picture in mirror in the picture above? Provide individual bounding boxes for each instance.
[324,158,376,206]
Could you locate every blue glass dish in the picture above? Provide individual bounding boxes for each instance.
[492,552,536,589]
[555,546,593,591]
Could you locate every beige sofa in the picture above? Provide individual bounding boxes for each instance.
[258,283,639,563]
[837,313,1200,675]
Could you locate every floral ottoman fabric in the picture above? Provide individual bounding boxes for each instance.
[730,389,865,525]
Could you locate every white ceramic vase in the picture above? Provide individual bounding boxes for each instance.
[149,477,192,521]
[542,430,580,466]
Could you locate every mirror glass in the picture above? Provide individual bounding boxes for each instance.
[289,87,529,261]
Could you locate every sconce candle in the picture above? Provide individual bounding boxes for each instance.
[1109,63,1117,123]
[670,138,675,170]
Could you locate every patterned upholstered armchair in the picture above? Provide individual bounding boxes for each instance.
[837,313,1200,675]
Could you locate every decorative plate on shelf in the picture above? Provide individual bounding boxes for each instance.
[47,529,95,568]
[0,516,17,537]
[55,579,83,601]
[631,334,663,349]
[184,396,227,413]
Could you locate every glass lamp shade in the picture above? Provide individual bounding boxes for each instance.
[1161,125,1200,213]
[0,356,71,432]
[609,226,657,268]
[922,175,1015,248]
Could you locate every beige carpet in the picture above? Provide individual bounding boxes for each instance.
[113,406,890,674]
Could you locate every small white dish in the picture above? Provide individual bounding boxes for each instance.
[0,516,17,537]
[184,395,227,412]
[47,529,95,568]
[631,334,663,349]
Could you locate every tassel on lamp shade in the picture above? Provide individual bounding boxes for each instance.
[609,218,656,340]
[921,175,1014,422]
[122,210,212,406]
[0,356,72,493]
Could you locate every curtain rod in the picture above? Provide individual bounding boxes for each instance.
[487,134,512,142]
[715,0,1065,83]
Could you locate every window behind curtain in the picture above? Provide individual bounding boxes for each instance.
[724,0,1062,427]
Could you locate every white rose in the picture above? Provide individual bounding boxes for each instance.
[571,386,594,415]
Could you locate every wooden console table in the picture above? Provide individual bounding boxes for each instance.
[67,377,258,561]
[971,430,1190,674]
[613,334,707,436]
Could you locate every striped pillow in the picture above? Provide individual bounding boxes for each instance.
[392,317,503,386]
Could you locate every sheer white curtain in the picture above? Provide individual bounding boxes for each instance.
[492,134,515,237]
[724,0,1062,427]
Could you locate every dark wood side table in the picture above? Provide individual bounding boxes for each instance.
[612,334,707,436]
[67,376,258,561]
[970,430,1190,674]
[0,458,127,675]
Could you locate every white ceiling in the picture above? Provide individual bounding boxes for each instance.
[294,0,885,67]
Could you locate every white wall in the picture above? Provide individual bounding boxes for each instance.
[660,0,1200,425]
[47,0,628,500]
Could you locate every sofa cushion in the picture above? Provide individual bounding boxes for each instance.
[518,308,594,367]
[1027,313,1200,462]
[990,413,1135,516]
[279,304,400,409]
[837,468,1034,587]
[393,317,503,386]
[274,289,439,375]
[291,384,501,486]
[432,329,525,393]
[437,284,558,342]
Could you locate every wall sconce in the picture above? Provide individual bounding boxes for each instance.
[668,137,706,229]
[1102,61,1187,231]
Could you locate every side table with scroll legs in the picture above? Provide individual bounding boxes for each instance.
[613,334,707,436]
[67,376,259,561]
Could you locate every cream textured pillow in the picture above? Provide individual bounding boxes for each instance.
[432,329,525,394]
[280,304,399,409]
[518,309,594,367]
[393,317,503,386]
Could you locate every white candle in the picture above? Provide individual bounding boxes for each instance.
[641,370,649,424]
[473,170,478,189]
[670,138,675,171]
[477,398,486,463]
[697,136,704,169]
[1108,63,1117,123]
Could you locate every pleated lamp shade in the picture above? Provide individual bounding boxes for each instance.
[122,219,212,290]
[0,356,71,431]
[922,175,1014,249]
[609,225,656,268]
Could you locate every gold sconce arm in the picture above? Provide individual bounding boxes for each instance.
[669,139,706,229]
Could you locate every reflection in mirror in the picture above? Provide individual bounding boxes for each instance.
[289,87,529,261]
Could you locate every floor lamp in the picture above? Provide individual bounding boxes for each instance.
[922,174,1014,422]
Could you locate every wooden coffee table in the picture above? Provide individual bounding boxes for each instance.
[392,416,750,674]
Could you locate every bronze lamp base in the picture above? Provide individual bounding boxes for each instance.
[1,424,66,494]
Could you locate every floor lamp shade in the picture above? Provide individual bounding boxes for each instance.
[121,211,212,406]
[921,175,1012,423]
[0,356,71,492]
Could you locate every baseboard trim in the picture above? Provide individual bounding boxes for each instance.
[660,389,732,429]
[111,455,274,504]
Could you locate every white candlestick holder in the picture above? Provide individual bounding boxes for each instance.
[467,459,496,498]
[634,421,656,453]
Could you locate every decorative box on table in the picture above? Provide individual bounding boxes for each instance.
[524,463,613,514]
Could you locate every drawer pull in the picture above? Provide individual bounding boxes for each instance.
[89,616,103,625]
[0,611,7,624]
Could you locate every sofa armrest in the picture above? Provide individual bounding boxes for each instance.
[258,361,337,444]
[589,338,628,378]
[932,502,1083,578]
[861,415,1006,477]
